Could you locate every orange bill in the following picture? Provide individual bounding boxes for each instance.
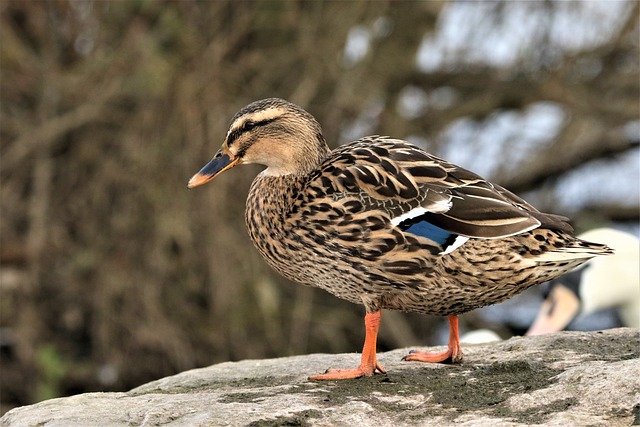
[188,149,240,189]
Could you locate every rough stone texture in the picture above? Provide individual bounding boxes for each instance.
[2,328,639,427]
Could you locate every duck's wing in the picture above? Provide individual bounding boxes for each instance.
[320,137,571,240]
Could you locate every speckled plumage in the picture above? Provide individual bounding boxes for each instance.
[244,137,608,316]
[189,98,613,379]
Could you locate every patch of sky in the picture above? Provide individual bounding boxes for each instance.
[416,0,634,72]
[549,1,634,53]
[339,98,385,144]
[343,25,371,68]
[553,144,639,213]
[437,102,566,179]
[342,17,393,69]
[397,86,460,120]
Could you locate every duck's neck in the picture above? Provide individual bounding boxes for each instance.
[260,143,330,177]
[244,173,308,268]
[246,172,308,230]
[294,140,331,176]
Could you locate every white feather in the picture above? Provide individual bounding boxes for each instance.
[389,200,453,227]
[390,207,429,226]
[441,236,469,255]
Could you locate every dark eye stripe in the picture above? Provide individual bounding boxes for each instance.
[227,117,278,147]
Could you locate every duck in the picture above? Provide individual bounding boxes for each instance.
[188,98,613,380]
[527,227,639,335]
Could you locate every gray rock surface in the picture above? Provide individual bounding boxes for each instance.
[2,328,639,426]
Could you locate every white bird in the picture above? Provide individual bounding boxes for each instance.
[527,228,639,335]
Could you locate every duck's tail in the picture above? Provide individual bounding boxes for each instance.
[529,233,614,263]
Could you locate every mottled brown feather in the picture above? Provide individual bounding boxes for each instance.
[193,98,612,316]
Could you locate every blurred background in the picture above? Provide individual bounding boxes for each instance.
[1,0,638,414]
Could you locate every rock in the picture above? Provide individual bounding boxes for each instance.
[2,328,639,426]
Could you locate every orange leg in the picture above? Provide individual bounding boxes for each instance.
[403,315,463,363]
[309,310,387,380]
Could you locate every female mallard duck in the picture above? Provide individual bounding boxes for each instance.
[527,228,638,335]
[188,98,612,380]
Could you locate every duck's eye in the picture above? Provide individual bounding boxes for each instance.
[244,120,257,131]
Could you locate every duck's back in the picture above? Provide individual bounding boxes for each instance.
[245,137,612,315]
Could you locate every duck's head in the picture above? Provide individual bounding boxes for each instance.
[188,98,329,188]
